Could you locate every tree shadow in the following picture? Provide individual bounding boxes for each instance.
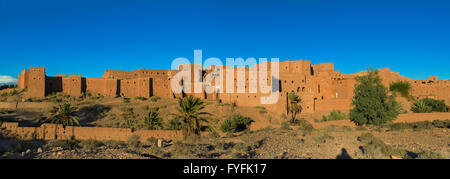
[336,148,352,159]
[0,111,43,127]
[77,104,111,126]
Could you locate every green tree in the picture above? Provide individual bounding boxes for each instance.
[166,118,182,130]
[389,81,412,99]
[172,95,210,138]
[49,103,80,126]
[350,69,401,125]
[287,91,302,124]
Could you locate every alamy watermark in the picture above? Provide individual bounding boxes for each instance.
[171,50,279,104]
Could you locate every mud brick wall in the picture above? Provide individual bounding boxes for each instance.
[17,60,450,113]
[0,122,182,142]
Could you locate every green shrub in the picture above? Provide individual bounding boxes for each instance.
[296,119,313,129]
[220,119,234,133]
[140,105,149,110]
[150,96,160,102]
[120,107,133,113]
[146,137,158,145]
[124,119,135,129]
[89,94,103,101]
[411,98,448,113]
[0,109,10,114]
[120,107,135,125]
[142,107,162,130]
[350,69,401,125]
[258,110,267,114]
[9,89,19,96]
[127,135,141,148]
[384,120,449,131]
[280,122,291,130]
[415,150,443,159]
[123,98,131,103]
[79,139,104,150]
[1,92,8,96]
[358,133,406,159]
[321,110,348,122]
[431,120,450,128]
[166,118,182,130]
[313,133,335,144]
[135,96,147,101]
[411,100,432,113]
[220,114,253,133]
[254,106,265,110]
[389,81,411,98]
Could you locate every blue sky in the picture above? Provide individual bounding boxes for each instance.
[1,0,449,82]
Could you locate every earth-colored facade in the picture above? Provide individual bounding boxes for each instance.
[17,60,450,114]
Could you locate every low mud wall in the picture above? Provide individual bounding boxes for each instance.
[0,122,182,142]
[0,102,57,109]
[396,112,450,123]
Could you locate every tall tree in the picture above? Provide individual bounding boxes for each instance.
[172,95,210,138]
[287,91,302,124]
[350,69,401,125]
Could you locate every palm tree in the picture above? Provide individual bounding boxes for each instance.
[172,95,210,138]
[143,107,162,129]
[288,91,302,124]
[49,103,80,126]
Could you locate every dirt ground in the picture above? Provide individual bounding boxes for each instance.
[1,126,448,159]
[0,94,449,159]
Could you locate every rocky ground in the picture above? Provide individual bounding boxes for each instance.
[1,123,448,159]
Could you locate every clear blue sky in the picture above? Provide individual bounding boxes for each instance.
[1,0,449,81]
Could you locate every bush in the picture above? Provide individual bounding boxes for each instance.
[127,135,141,148]
[142,107,162,130]
[9,89,19,96]
[431,120,450,128]
[150,96,160,102]
[220,114,253,133]
[321,110,348,122]
[220,119,234,133]
[120,107,133,113]
[0,109,10,114]
[313,133,334,144]
[350,69,401,125]
[123,98,131,103]
[383,120,449,131]
[415,150,443,159]
[358,133,406,159]
[389,81,411,98]
[120,107,135,126]
[296,119,315,134]
[166,118,182,130]
[254,106,265,110]
[280,122,291,130]
[135,96,147,101]
[146,137,158,145]
[411,98,448,113]
[79,139,104,150]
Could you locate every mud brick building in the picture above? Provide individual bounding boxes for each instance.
[17,60,450,114]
